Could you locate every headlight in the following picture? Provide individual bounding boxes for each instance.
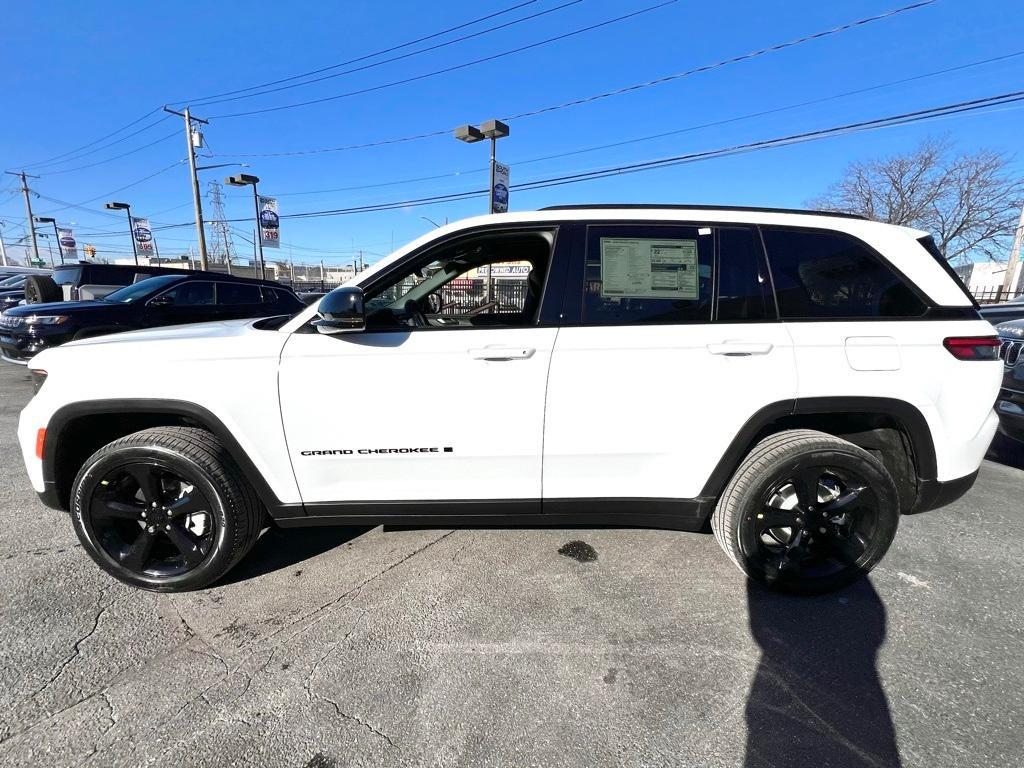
[23,315,69,326]
[30,369,47,394]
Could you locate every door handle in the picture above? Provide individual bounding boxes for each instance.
[706,341,773,357]
[468,345,536,361]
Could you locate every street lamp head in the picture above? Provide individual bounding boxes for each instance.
[105,202,130,211]
[480,119,510,139]
[454,124,485,143]
[34,216,56,224]
[226,173,260,187]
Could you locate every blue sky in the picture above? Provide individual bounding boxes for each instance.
[1,0,1022,269]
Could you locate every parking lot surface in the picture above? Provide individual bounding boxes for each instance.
[0,361,1022,768]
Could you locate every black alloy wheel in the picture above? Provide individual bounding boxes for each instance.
[71,426,265,591]
[712,429,900,594]
[87,462,216,578]
[740,463,878,584]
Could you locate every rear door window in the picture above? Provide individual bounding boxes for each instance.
[582,225,713,325]
[761,228,926,319]
[217,283,262,305]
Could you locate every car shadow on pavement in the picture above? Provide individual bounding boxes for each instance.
[218,525,374,585]
[744,578,902,768]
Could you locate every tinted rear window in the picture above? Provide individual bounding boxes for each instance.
[762,228,926,319]
[53,267,82,287]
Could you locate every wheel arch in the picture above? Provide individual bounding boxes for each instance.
[700,397,937,513]
[43,399,284,513]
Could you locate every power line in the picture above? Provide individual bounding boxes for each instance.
[36,131,180,177]
[24,116,175,172]
[13,108,163,170]
[276,89,1024,218]
[34,161,186,215]
[210,0,680,119]
[212,0,940,156]
[260,48,1024,200]
[190,0,584,109]
[174,0,542,105]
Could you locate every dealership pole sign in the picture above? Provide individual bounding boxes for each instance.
[132,218,155,257]
[491,162,509,214]
[57,227,78,260]
[259,196,280,249]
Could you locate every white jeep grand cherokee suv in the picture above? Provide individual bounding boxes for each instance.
[17,205,1002,594]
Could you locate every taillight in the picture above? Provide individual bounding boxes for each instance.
[943,336,1000,360]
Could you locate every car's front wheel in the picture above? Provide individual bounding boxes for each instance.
[711,429,900,594]
[70,427,264,591]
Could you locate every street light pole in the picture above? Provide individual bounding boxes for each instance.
[455,120,510,304]
[225,173,265,280]
[0,221,8,267]
[163,105,210,270]
[34,217,65,265]
[105,202,138,265]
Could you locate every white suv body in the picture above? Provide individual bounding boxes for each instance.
[17,206,1002,593]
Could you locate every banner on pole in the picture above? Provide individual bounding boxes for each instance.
[259,196,280,248]
[132,218,154,257]
[491,162,510,214]
[57,227,78,260]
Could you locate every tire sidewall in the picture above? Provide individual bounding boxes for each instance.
[735,446,900,593]
[71,444,235,591]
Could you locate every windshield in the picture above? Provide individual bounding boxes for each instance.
[103,274,185,303]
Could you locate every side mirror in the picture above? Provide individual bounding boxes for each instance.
[148,294,173,308]
[313,286,365,335]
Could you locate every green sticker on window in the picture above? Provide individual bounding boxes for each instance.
[599,238,699,299]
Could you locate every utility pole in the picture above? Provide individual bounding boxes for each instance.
[163,106,210,270]
[1001,203,1024,298]
[0,221,8,267]
[5,171,40,264]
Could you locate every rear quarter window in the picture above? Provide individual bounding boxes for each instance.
[761,228,926,319]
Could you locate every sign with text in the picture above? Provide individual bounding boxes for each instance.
[491,162,509,214]
[259,196,280,249]
[57,227,78,260]
[131,218,154,256]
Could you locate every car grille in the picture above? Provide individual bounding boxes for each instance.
[999,339,1022,366]
[0,315,21,330]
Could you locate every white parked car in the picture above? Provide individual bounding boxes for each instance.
[18,205,1002,593]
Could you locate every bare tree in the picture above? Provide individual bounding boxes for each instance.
[809,137,1024,263]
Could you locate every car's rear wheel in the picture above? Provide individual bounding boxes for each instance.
[70,427,265,591]
[711,429,899,595]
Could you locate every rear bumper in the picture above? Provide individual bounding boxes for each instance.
[910,471,979,514]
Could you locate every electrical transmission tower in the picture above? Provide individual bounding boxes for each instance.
[206,180,236,265]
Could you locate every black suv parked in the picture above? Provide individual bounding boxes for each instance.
[996,319,1024,443]
[0,272,303,363]
[23,262,195,304]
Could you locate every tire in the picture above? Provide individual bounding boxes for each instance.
[70,427,265,591]
[24,275,62,304]
[711,429,900,595]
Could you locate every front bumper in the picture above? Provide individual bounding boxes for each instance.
[995,388,1024,443]
[0,329,70,364]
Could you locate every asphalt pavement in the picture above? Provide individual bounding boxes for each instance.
[0,361,1022,768]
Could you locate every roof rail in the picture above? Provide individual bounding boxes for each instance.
[538,203,869,221]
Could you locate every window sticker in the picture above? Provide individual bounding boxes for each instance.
[599,238,699,299]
